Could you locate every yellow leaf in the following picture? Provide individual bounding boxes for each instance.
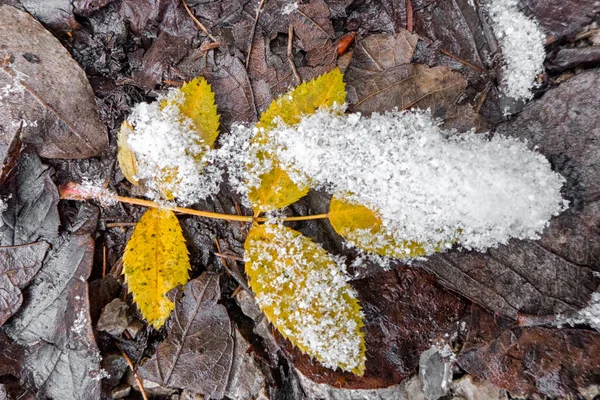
[176,77,220,149]
[248,68,346,213]
[123,208,190,328]
[244,223,366,375]
[117,120,139,186]
[158,77,220,199]
[329,196,453,259]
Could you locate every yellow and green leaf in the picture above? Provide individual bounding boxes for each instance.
[123,208,190,328]
[247,68,346,213]
[329,196,454,259]
[244,223,366,375]
[117,120,139,186]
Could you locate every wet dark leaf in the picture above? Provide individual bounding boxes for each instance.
[458,327,600,396]
[0,241,49,327]
[139,273,234,399]
[549,47,600,72]
[5,234,102,400]
[289,0,337,68]
[0,148,60,246]
[0,331,25,378]
[420,70,600,319]
[0,5,108,159]
[96,298,131,337]
[521,0,600,39]
[278,266,470,389]
[19,0,77,32]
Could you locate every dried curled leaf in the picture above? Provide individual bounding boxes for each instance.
[117,121,139,185]
[329,196,452,259]
[244,223,365,375]
[123,208,190,328]
[247,68,346,213]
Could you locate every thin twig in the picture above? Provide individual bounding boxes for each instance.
[102,246,107,278]
[296,9,332,39]
[246,0,266,69]
[114,342,149,400]
[182,0,218,42]
[287,25,302,85]
[232,284,243,297]
[439,48,486,73]
[405,0,413,32]
[106,222,138,228]
[214,252,245,261]
[474,84,491,114]
[60,183,330,223]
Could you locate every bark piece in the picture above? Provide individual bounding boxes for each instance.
[0,5,108,159]
[139,273,234,399]
[458,327,600,397]
[0,241,49,327]
[5,234,102,400]
[420,69,600,319]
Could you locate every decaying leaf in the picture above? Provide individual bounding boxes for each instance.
[0,241,49,327]
[123,208,190,328]
[0,147,60,246]
[0,5,108,160]
[329,196,432,259]
[5,234,102,400]
[244,223,366,375]
[247,68,346,213]
[139,273,234,399]
[117,121,139,185]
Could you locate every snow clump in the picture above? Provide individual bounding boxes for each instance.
[237,106,566,256]
[126,90,222,205]
[487,0,546,102]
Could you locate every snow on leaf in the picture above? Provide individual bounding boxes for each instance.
[244,223,366,375]
[246,68,346,213]
[123,208,190,329]
[117,120,139,186]
[125,77,222,205]
[328,196,452,259]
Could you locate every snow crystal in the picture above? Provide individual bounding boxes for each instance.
[247,223,364,372]
[281,1,298,15]
[0,69,26,100]
[71,310,87,335]
[78,179,118,206]
[559,292,600,330]
[126,90,222,205]
[486,0,546,102]
[253,107,566,256]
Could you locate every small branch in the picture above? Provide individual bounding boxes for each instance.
[246,0,266,69]
[102,246,107,278]
[214,252,245,261]
[105,222,138,228]
[287,25,302,86]
[59,182,330,223]
[114,342,149,400]
[439,48,486,73]
[182,0,218,43]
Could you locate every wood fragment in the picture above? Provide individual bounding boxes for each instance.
[406,0,413,32]
[181,0,218,43]
[288,25,302,85]
[245,0,266,69]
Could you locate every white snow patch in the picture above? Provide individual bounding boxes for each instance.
[0,69,26,100]
[559,292,600,330]
[71,310,87,335]
[126,90,222,205]
[486,0,546,102]
[240,107,566,257]
[78,179,118,206]
[281,1,298,15]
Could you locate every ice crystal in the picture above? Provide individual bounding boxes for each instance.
[487,0,546,102]
[259,107,566,255]
[126,90,222,205]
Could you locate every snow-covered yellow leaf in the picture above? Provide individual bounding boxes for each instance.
[329,196,453,259]
[247,68,346,213]
[117,120,139,185]
[123,208,190,328]
[244,223,365,375]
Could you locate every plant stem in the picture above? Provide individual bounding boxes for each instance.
[59,183,329,223]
